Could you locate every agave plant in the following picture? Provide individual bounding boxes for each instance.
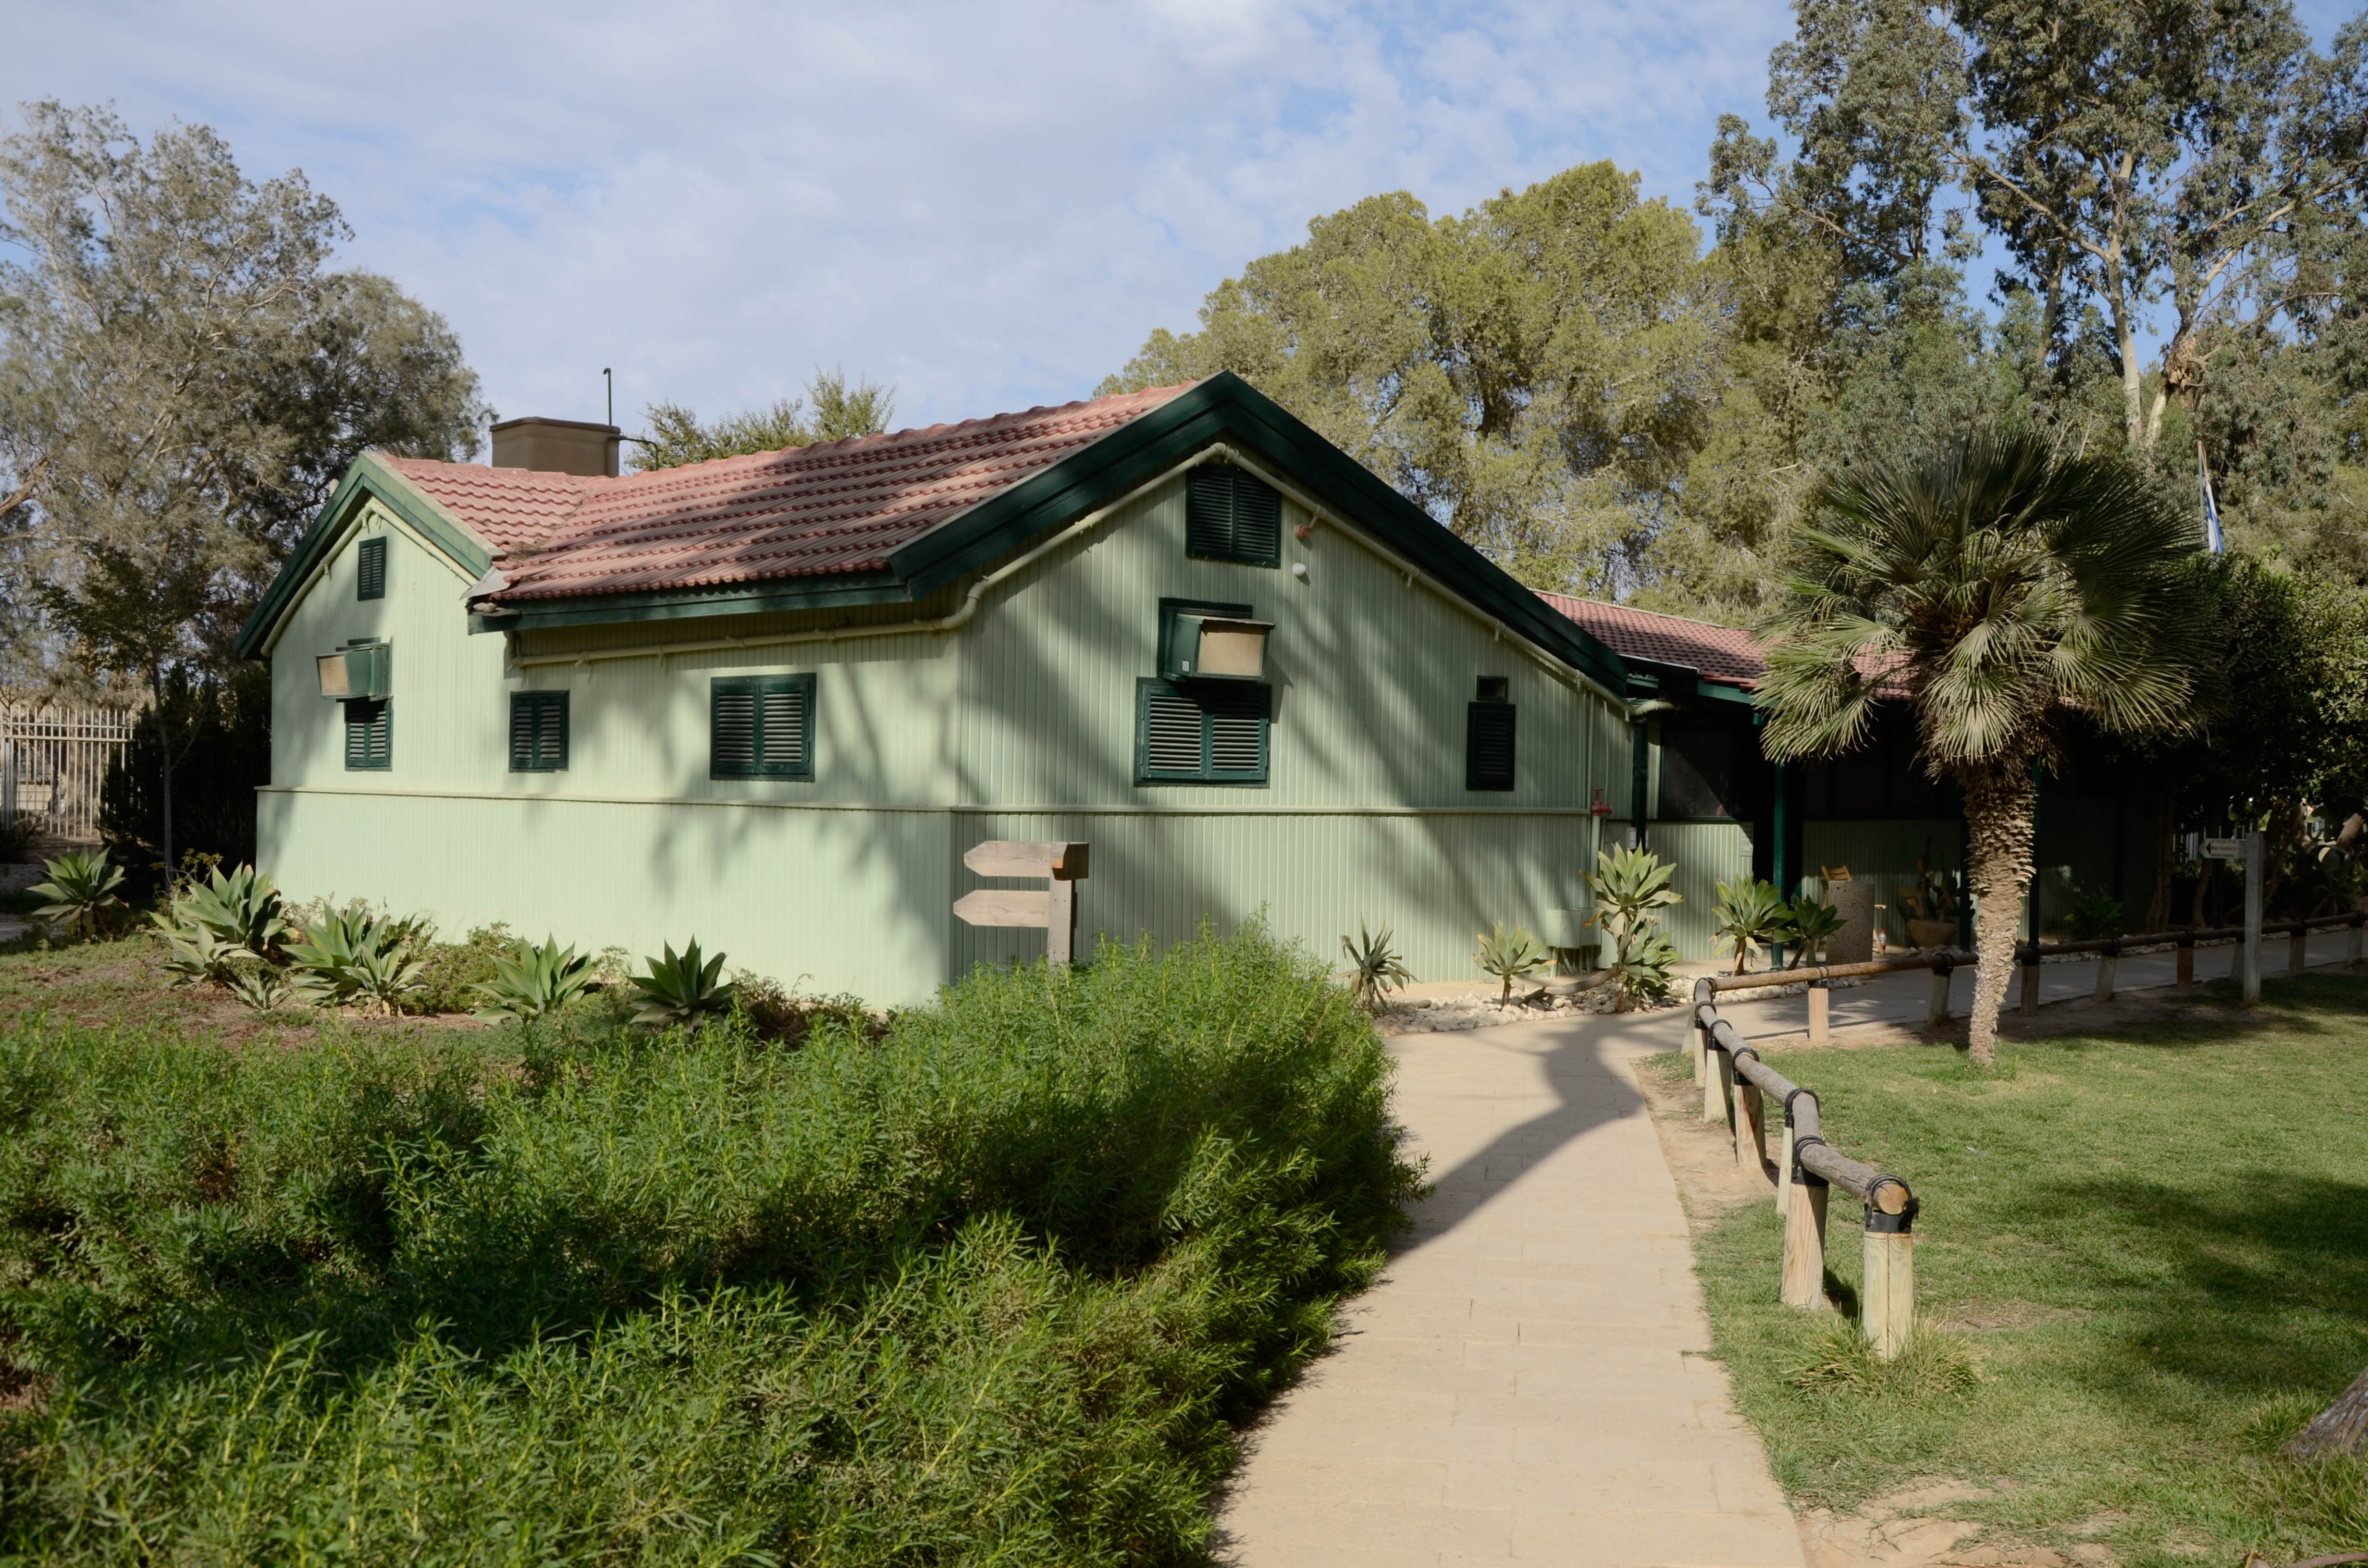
[629,939,737,1027]
[30,849,125,941]
[157,864,290,960]
[345,942,425,1017]
[224,964,297,1013]
[1340,922,1414,1013]
[1784,896,1846,968]
[1586,845,1683,1011]
[1711,878,1795,976]
[287,906,420,1012]
[474,936,600,1023]
[1473,921,1552,1004]
[159,924,254,988]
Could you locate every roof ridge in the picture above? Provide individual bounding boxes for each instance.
[1540,592,1758,637]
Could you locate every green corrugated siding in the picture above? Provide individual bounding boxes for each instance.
[949,808,1606,987]
[1801,819,1966,945]
[1643,821,1754,959]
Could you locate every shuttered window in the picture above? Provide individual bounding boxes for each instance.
[1136,679,1269,784]
[711,674,815,779]
[1466,701,1516,791]
[357,537,386,600]
[509,691,569,772]
[344,700,391,771]
[1185,466,1282,567]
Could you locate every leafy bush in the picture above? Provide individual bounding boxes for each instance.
[28,849,125,941]
[2064,892,2128,941]
[0,923,1418,1564]
[0,809,36,865]
[731,969,880,1047]
[1340,921,1414,1012]
[98,664,271,884]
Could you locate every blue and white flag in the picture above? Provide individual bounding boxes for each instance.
[2198,441,2224,554]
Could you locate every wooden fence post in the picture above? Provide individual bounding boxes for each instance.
[1738,1080,1767,1176]
[1927,959,1953,1025]
[1704,1034,1730,1125]
[2094,938,2119,1003]
[2291,921,2309,979]
[1776,1103,1795,1217]
[1862,1188,1918,1360]
[2243,832,2264,1004]
[1807,980,1830,1044]
[2019,943,2041,1015]
[1781,1168,1830,1311]
[2349,914,2364,968]
[1690,981,1713,1084]
[2176,930,2195,991]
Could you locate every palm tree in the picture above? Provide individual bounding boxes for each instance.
[1756,434,2206,1066]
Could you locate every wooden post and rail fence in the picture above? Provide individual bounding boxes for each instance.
[1679,900,2366,1361]
[1690,979,1921,1359]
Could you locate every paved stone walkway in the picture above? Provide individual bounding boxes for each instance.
[1218,1008,1803,1568]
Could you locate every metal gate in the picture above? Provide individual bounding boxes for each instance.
[1,698,139,843]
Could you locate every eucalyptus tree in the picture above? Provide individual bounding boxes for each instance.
[1100,162,1717,596]
[0,100,483,866]
[633,368,896,471]
[1757,434,2205,1066]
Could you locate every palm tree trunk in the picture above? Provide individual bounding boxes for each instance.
[1961,761,2037,1068]
[2288,1363,2368,1459]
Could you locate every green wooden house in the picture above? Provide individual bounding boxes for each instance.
[235,374,1656,1005]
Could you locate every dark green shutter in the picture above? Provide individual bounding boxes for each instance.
[509,692,568,771]
[711,674,815,779]
[1136,679,1269,784]
[1185,468,1282,567]
[1466,702,1516,791]
[357,537,386,600]
[344,700,391,771]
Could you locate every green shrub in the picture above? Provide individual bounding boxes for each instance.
[0,922,1419,1564]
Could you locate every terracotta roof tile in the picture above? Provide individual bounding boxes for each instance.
[1537,592,1912,699]
[385,382,1196,605]
[1537,594,1766,687]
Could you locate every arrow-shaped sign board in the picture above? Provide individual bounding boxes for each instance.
[954,841,1089,965]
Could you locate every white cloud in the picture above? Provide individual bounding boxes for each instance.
[5,0,1787,435]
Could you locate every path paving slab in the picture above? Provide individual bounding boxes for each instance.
[1218,1009,1805,1568]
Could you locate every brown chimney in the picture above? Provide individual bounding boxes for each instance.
[490,416,620,477]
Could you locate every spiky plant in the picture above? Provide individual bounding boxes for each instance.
[1784,896,1845,968]
[223,964,296,1013]
[157,863,290,960]
[29,849,125,941]
[1758,434,2205,1065]
[1472,922,1551,1004]
[474,936,600,1023]
[1340,922,1414,1013]
[1711,877,1795,976]
[629,939,737,1028]
[1585,844,1682,1010]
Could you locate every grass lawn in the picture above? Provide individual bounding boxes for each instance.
[1668,974,2368,1565]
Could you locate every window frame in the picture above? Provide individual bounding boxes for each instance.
[1135,677,1271,786]
[357,536,386,601]
[1184,466,1283,568]
[343,698,391,772]
[509,690,570,772]
[709,673,817,781]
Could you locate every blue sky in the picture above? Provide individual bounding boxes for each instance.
[7,2,2359,442]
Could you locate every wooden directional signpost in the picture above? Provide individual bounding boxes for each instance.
[953,841,1090,966]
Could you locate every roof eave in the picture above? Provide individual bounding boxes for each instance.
[232,452,496,660]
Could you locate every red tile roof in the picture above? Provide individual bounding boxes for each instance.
[1538,592,1913,699]
[1537,594,1766,688]
[385,382,1196,604]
